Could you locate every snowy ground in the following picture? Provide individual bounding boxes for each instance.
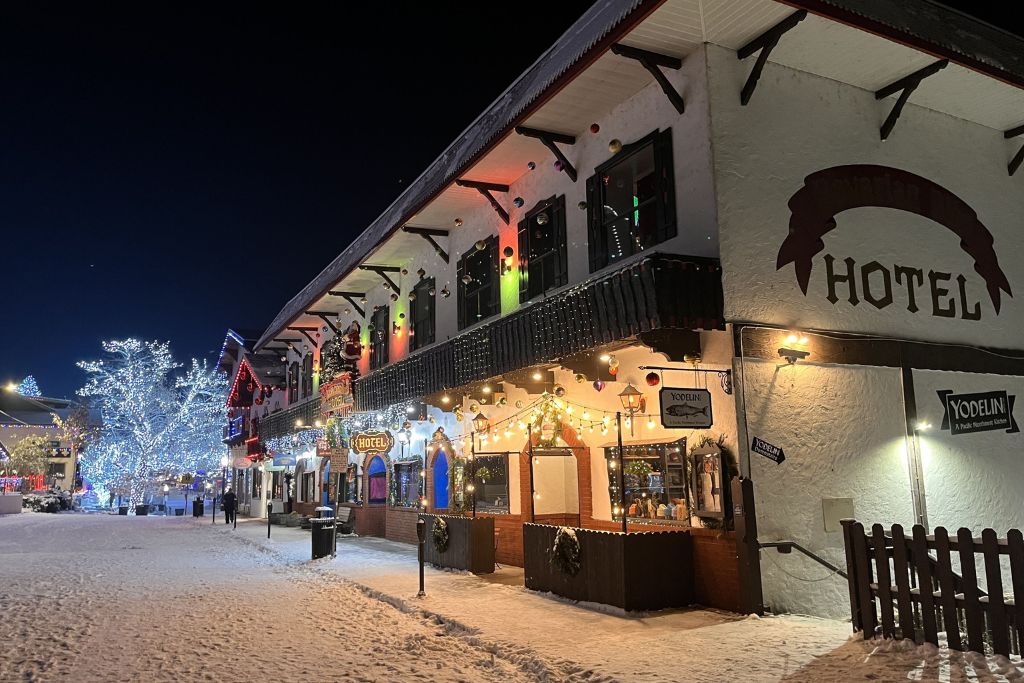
[1,513,1022,682]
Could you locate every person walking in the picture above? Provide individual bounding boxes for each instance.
[222,487,237,525]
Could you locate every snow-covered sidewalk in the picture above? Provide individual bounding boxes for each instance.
[4,513,1020,682]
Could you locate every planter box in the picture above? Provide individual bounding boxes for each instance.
[0,494,22,515]
[523,523,694,611]
[419,514,495,574]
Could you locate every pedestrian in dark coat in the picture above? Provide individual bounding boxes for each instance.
[222,488,237,524]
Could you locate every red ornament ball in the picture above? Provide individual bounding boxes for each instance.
[645,372,660,387]
[592,380,605,392]
[608,365,618,376]
[590,123,600,134]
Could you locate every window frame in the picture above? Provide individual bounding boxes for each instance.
[369,306,390,370]
[457,235,499,330]
[518,195,568,303]
[288,362,299,403]
[301,353,313,398]
[586,128,676,273]
[410,277,436,351]
[391,460,422,509]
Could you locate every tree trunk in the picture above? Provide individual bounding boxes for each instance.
[129,480,146,513]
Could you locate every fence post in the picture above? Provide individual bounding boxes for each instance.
[911,524,938,646]
[890,524,914,641]
[932,527,961,651]
[871,524,895,639]
[982,528,1010,656]
[851,522,877,639]
[1007,529,1024,654]
[957,527,985,653]
[840,519,861,633]
[731,477,763,615]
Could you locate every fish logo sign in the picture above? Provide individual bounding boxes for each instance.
[660,388,713,429]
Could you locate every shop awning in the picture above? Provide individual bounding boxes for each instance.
[354,253,723,412]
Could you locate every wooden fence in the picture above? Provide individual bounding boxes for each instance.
[841,520,1024,656]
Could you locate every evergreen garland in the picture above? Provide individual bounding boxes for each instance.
[550,526,581,576]
[432,517,449,553]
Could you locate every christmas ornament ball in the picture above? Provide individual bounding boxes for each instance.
[574,373,586,384]
[527,161,536,170]
[593,380,606,392]
[590,122,600,134]
[577,200,587,210]
[645,372,660,386]
[536,212,549,225]
[513,196,524,208]
[608,139,623,154]
[553,160,562,171]
[503,245,514,258]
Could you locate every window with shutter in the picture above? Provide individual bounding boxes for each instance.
[457,235,499,330]
[410,277,435,350]
[586,128,676,272]
[518,195,567,302]
[369,306,390,370]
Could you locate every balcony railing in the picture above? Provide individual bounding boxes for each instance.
[260,396,322,442]
[354,253,723,412]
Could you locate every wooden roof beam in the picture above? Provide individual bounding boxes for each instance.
[455,179,510,225]
[875,60,948,140]
[358,265,401,291]
[327,291,366,318]
[1004,124,1024,176]
[610,44,685,115]
[514,126,578,182]
[402,226,450,263]
[737,10,807,106]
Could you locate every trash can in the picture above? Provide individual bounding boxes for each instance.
[310,517,335,559]
[174,508,185,516]
[315,506,333,518]
[118,505,129,516]
[192,499,204,517]
[135,504,150,516]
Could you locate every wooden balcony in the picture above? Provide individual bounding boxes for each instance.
[354,253,723,412]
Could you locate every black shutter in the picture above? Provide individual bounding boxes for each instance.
[554,195,568,287]
[456,255,466,330]
[488,235,499,316]
[586,173,605,272]
[518,216,529,303]
[655,128,676,242]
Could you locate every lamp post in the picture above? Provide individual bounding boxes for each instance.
[162,483,169,515]
[617,384,643,436]
[616,385,644,535]
[469,413,489,518]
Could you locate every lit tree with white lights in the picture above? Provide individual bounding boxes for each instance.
[17,375,41,397]
[77,339,227,511]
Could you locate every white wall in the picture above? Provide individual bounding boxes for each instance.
[707,44,1024,350]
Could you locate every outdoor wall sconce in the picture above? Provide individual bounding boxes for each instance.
[471,413,490,433]
[618,384,643,413]
[778,332,810,364]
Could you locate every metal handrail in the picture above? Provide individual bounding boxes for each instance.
[760,541,848,579]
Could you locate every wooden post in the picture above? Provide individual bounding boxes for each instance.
[852,522,877,639]
[890,524,915,641]
[1007,529,1024,654]
[871,524,896,639]
[982,528,1010,656]
[527,438,536,523]
[616,412,627,534]
[911,525,938,646]
[932,526,961,651]
[841,519,861,632]
[732,477,764,615]
[957,527,985,653]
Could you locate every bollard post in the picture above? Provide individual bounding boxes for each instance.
[233,498,237,529]
[184,492,189,519]
[416,517,426,597]
[212,494,216,525]
[267,502,272,538]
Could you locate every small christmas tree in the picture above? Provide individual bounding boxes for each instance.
[17,375,41,397]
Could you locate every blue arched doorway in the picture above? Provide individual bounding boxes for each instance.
[432,450,449,510]
[367,455,387,504]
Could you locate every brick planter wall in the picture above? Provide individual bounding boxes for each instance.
[386,507,419,544]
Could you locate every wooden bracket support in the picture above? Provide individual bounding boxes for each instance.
[306,311,340,335]
[273,339,302,356]
[610,43,686,115]
[514,126,578,181]
[328,291,366,318]
[875,60,947,140]
[1004,124,1024,176]
[737,10,806,106]
[358,265,401,291]
[287,326,319,347]
[455,179,510,224]
[402,226,450,263]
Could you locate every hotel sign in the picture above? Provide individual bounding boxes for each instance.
[350,430,394,456]
[937,390,1019,435]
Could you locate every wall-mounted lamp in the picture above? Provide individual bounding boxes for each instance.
[778,332,811,364]
[915,421,932,432]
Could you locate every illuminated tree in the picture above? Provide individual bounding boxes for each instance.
[77,339,227,511]
[17,375,41,397]
[8,435,50,492]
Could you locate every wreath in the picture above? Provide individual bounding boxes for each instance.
[550,526,581,576]
[432,517,449,553]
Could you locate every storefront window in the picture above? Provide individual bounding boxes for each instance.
[391,460,422,508]
[369,306,389,370]
[457,235,499,329]
[302,471,315,502]
[606,439,688,525]
[518,196,567,302]
[343,464,359,504]
[252,469,262,498]
[473,454,509,514]
[367,456,387,504]
[410,277,435,350]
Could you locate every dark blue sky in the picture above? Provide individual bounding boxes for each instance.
[0,2,592,398]
[1,2,1017,399]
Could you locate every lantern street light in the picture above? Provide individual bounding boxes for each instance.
[618,384,643,413]
[469,413,490,518]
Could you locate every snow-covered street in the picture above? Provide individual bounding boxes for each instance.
[3,512,1022,683]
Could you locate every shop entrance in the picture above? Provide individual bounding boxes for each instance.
[530,447,580,528]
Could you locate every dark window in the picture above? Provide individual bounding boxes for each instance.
[47,462,66,478]
[586,129,675,272]
[302,353,313,398]
[367,456,387,504]
[518,195,568,302]
[410,277,435,350]
[457,235,499,329]
[473,454,509,514]
[288,362,299,403]
[369,306,389,370]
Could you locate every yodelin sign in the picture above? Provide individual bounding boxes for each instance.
[937,390,1019,435]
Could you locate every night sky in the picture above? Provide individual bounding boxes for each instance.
[1,2,1019,399]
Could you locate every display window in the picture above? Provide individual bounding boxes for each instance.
[605,438,688,525]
